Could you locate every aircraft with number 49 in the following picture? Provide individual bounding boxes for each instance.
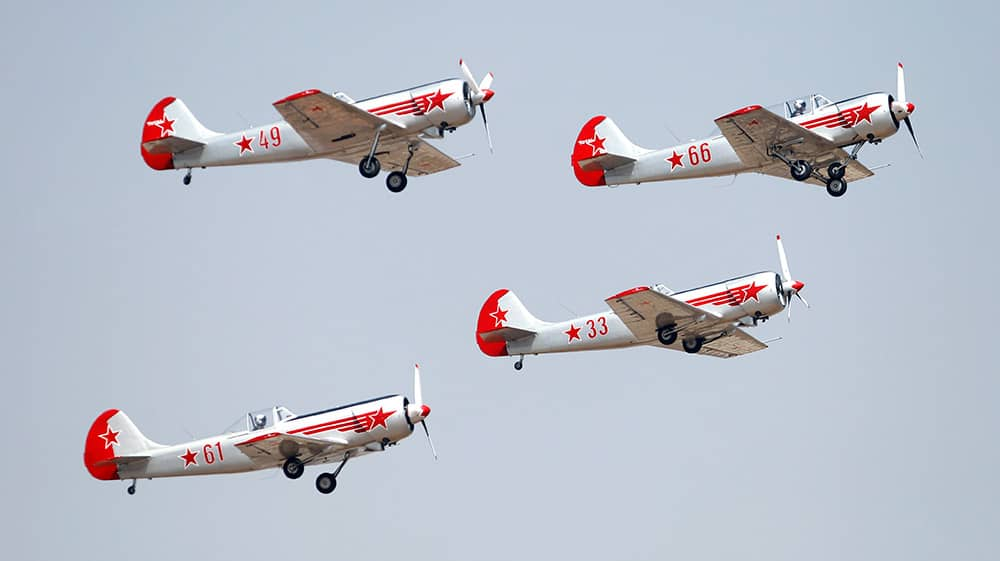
[140,60,495,193]
[476,236,807,369]
[571,63,918,197]
[84,365,435,496]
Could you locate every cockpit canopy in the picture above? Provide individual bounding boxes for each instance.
[224,406,297,434]
[770,94,833,119]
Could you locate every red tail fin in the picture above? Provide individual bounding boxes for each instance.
[84,409,123,480]
[571,115,608,187]
[476,289,511,357]
[140,97,177,171]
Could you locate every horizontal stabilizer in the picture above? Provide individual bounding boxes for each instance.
[477,325,536,343]
[141,136,205,155]
[576,152,636,172]
[91,454,151,467]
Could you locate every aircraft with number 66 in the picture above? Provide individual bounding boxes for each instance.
[571,63,918,197]
[476,236,808,369]
[140,60,495,193]
[84,365,435,496]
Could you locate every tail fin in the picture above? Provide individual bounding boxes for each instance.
[571,115,645,187]
[140,97,220,170]
[475,289,544,357]
[84,409,160,480]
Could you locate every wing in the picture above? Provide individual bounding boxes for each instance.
[715,106,874,186]
[699,328,768,358]
[605,286,721,344]
[273,90,459,176]
[235,432,350,468]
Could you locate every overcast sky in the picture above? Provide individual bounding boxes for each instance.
[4,2,998,560]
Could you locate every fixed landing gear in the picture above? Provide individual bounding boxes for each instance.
[127,479,137,495]
[826,177,847,197]
[656,324,678,346]
[315,453,350,495]
[359,157,381,178]
[282,457,305,480]
[827,162,846,179]
[789,160,812,181]
[385,144,417,193]
[682,337,704,354]
[182,169,192,185]
[513,355,524,371]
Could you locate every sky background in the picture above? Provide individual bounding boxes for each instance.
[4,2,998,560]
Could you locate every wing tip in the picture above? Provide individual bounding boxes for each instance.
[273,89,322,106]
[716,104,763,121]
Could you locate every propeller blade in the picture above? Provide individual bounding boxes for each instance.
[903,117,923,159]
[459,59,482,97]
[421,421,438,460]
[795,291,810,309]
[786,300,792,323]
[413,363,422,408]
[897,62,906,104]
[479,72,494,91]
[480,104,494,154]
[776,234,792,282]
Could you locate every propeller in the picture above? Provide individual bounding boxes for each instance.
[408,364,437,459]
[459,59,495,153]
[891,62,922,158]
[776,235,809,322]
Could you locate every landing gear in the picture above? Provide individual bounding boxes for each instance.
[386,171,407,193]
[182,169,192,185]
[127,479,137,495]
[656,325,678,346]
[682,337,704,354]
[827,162,846,180]
[790,160,812,181]
[826,177,847,197]
[359,157,381,178]
[513,355,524,371]
[315,453,350,495]
[282,457,305,480]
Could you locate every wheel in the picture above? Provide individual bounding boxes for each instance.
[513,359,523,371]
[826,177,847,197]
[386,171,407,193]
[282,457,304,480]
[182,174,192,186]
[358,157,381,178]
[682,337,704,354]
[127,484,136,496]
[827,162,846,180]
[789,160,812,181]
[656,325,677,346]
[315,472,337,494]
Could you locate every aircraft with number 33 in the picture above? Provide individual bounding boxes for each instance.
[476,236,807,369]
[571,63,918,197]
[140,60,494,193]
[84,365,435,496]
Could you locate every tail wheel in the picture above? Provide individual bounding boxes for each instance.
[282,457,304,480]
[315,472,337,494]
[656,325,677,346]
[790,160,812,181]
[827,162,846,179]
[359,157,381,178]
[682,337,704,354]
[826,178,847,197]
[386,171,407,193]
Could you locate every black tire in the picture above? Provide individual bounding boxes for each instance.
[359,157,381,178]
[656,325,678,346]
[315,472,337,494]
[386,171,407,193]
[513,360,523,371]
[182,174,192,186]
[790,160,812,181]
[282,457,304,480]
[827,162,846,180]
[127,485,136,496]
[682,337,704,354]
[826,177,847,197]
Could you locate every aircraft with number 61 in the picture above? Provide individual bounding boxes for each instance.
[476,236,808,369]
[84,365,435,496]
[571,63,918,197]
[140,60,495,193]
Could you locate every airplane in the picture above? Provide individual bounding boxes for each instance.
[571,63,918,197]
[476,236,807,369]
[84,365,435,495]
[140,60,495,193]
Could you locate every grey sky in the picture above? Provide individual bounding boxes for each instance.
[4,1,998,560]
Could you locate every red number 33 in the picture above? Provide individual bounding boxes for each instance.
[586,317,609,338]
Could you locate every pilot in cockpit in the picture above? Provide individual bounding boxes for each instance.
[789,99,808,117]
[252,414,267,431]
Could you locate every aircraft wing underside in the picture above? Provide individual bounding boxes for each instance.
[714,106,874,186]
[273,90,459,176]
[235,432,351,468]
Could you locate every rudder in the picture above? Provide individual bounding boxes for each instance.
[475,289,544,357]
[140,97,220,170]
[571,115,645,187]
[84,409,159,480]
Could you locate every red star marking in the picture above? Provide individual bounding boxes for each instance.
[180,448,198,468]
[310,105,324,112]
[578,133,606,157]
[853,102,879,125]
[368,407,394,430]
[98,425,120,449]
[235,134,253,155]
[666,150,684,170]
[146,116,175,137]
[424,89,454,112]
[744,282,766,302]
[489,304,508,327]
[565,324,581,342]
